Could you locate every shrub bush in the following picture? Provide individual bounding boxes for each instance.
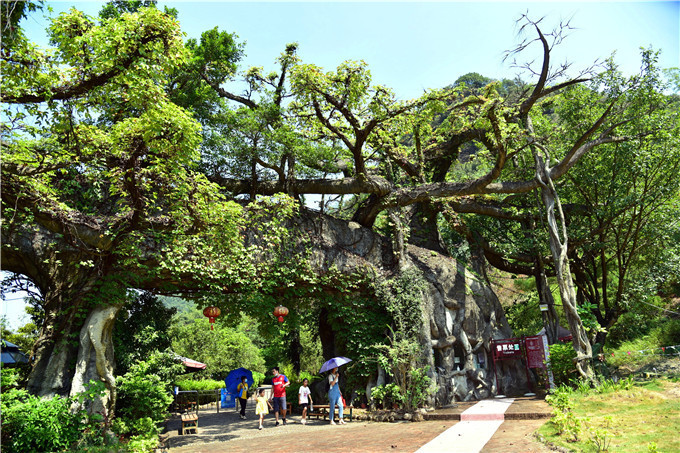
[545,385,585,442]
[116,360,174,431]
[406,366,437,409]
[0,382,108,453]
[370,368,436,409]
[548,342,578,387]
[0,367,20,392]
[374,332,438,410]
[658,318,680,346]
[1,390,82,452]
[370,384,386,408]
[124,417,160,452]
[606,312,658,348]
[370,382,403,408]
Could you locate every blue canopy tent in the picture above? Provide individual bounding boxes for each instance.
[222,367,254,408]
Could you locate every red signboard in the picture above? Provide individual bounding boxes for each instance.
[524,335,546,369]
[492,339,523,360]
[491,335,554,394]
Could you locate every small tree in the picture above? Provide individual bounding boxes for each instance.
[115,355,177,429]
[375,331,437,411]
[113,292,177,375]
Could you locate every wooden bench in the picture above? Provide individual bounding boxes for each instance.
[180,413,198,435]
[308,404,353,421]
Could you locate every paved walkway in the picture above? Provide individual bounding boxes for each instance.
[416,398,513,452]
[162,397,551,453]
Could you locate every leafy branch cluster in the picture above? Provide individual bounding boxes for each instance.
[373,266,428,341]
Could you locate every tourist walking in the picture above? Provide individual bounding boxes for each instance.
[327,367,345,425]
[271,366,290,426]
[299,378,313,425]
[255,388,273,430]
[237,376,249,419]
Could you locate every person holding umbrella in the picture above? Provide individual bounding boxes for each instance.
[319,356,352,425]
[327,367,345,425]
[237,376,249,419]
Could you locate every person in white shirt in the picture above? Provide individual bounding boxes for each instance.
[298,378,313,425]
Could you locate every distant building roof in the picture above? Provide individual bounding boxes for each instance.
[180,356,207,370]
[1,340,29,365]
[537,325,573,341]
[170,352,206,370]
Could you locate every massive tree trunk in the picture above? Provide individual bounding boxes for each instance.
[2,223,121,414]
[295,209,527,402]
[407,201,527,400]
[4,206,527,411]
[27,289,95,398]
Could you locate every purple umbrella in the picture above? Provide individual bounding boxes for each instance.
[319,356,352,373]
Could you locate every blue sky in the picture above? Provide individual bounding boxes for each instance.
[3,1,679,330]
[23,1,680,99]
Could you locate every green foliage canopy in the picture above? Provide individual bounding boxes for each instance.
[170,317,266,379]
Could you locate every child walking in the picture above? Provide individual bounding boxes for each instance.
[298,378,313,425]
[255,387,273,430]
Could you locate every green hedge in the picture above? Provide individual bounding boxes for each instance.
[175,378,225,391]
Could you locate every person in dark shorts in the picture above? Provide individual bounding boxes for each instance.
[271,367,290,426]
[298,378,313,425]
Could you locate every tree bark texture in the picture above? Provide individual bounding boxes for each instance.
[535,155,595,382]
[70,303,123,418]
[2,223,104,397]
[2,222,122,414]
[294,209,527,402]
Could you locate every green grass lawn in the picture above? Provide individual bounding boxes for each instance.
[538,379,680,452]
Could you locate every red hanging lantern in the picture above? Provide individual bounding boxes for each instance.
[203,306,221,330]
[273,305,289,323]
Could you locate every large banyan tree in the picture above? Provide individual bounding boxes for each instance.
[2,3,673,414]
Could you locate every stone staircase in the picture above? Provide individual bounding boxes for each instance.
[423,396,552,421]
[416,397,552,452]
